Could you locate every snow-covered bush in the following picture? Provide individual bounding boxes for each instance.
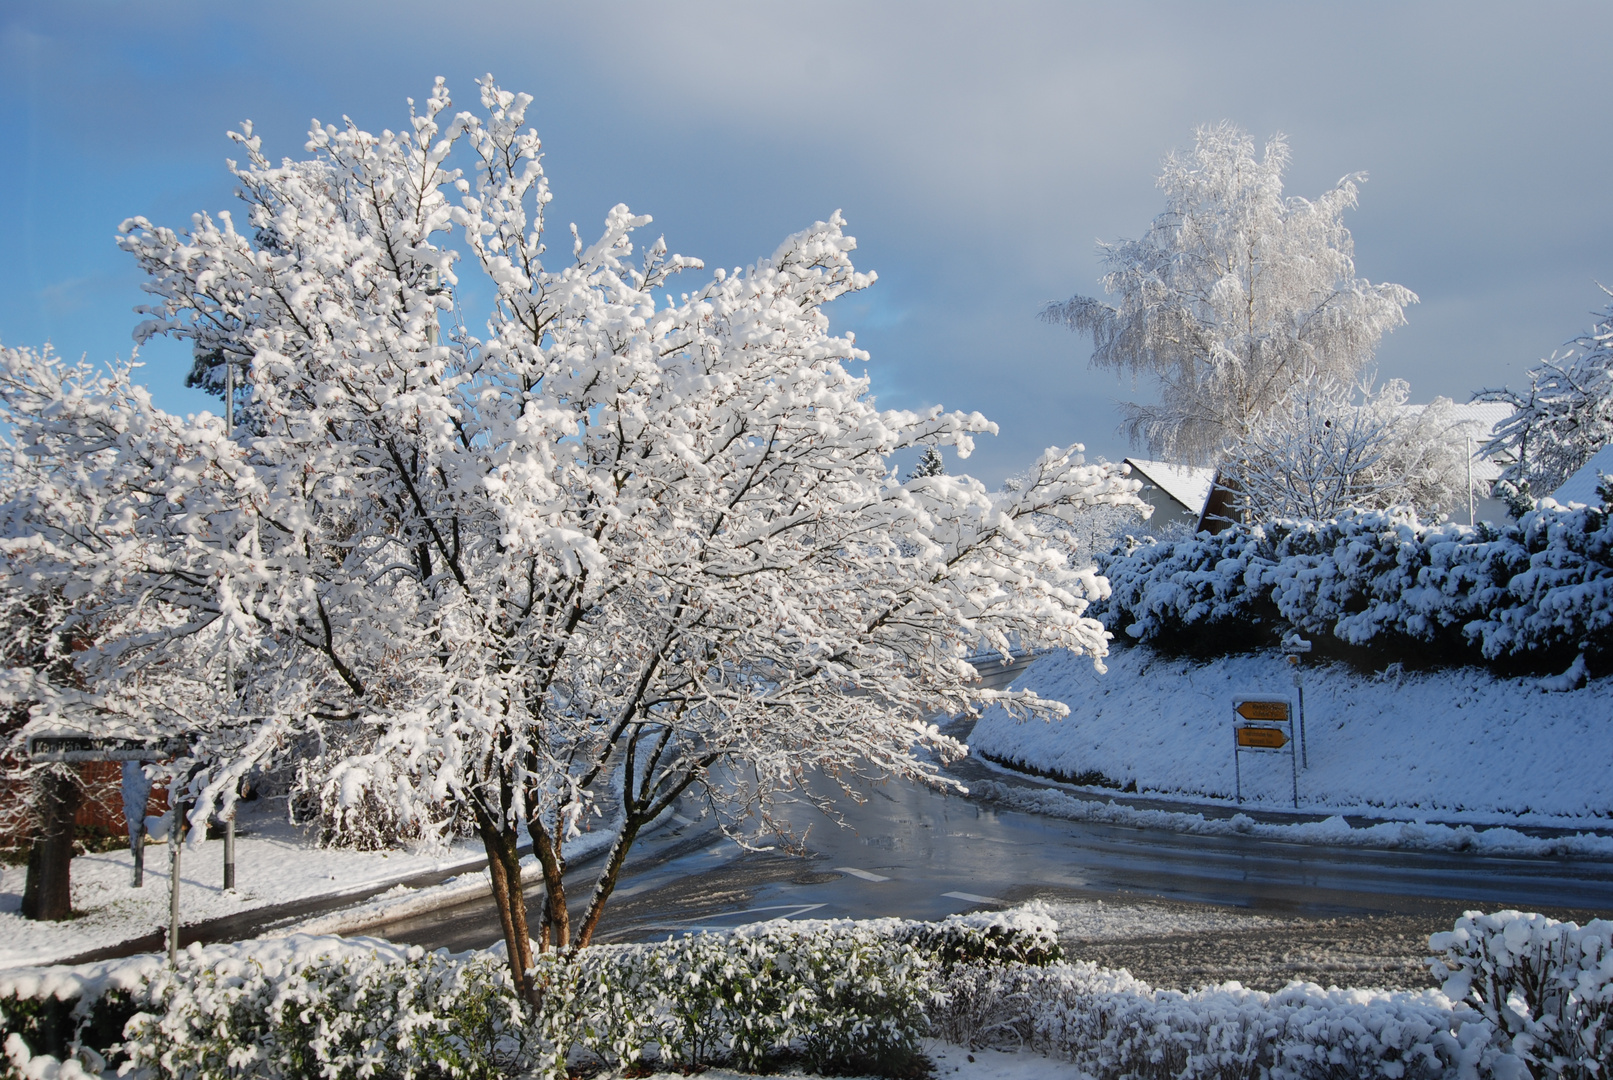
[895,903,1063,972]
[12,909,1606,1080]
[932,909,1613,1080]
[1430,910,1613,1080]
[1098,504,1613,672]
[931,958,1508,1080]
[570,921,934,1076]
[0,936,538,1080]
[0,912,1060,1079]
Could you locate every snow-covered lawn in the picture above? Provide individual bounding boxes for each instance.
[971,644,1613,828]
[0,798,615,969]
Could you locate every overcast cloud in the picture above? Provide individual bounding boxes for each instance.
[3,1,1608,481]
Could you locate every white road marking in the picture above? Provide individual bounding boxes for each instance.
[834,866,891,882]
[942,890,1005,906]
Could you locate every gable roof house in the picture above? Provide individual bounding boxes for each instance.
[1440,401,1513,525]
[1551,443,1613,507]
[1137,400,1517,536]
[1123,458,1216,534]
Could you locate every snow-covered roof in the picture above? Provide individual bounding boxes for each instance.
[1551,444,1613,506]
[1124,458,1216,514]
[1443,401,1512,435]
[1401,400,1511,483]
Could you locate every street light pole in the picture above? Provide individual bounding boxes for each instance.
[221,361,237,893]
[1468,435,1475,527]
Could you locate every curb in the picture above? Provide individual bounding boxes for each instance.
[954,750,1613,842]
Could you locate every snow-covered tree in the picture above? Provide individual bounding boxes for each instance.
[1042,123,1417,466]
[907,445,945,479]
[1229,376,1399,521]
[1478,288,1613,495]
[1230,376,1480,522]
[0,79,1142,998]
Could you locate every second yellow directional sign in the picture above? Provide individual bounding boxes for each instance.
[1235,699,1290,722]
[1236,726,1289,749]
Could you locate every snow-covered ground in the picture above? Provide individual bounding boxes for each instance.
[1031,896,1285,941]
[0,797,616,969]
[970,644,1613,828]
[631,1044,1087,1080]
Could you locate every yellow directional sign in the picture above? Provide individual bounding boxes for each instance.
[1235,699,1290,722]
[1237,726,1289,749]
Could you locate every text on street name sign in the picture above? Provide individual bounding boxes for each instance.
[1236,726,1289,750]
[1235,699,1290,722]
[26,735,182,762]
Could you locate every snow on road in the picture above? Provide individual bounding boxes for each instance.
[630,1043,1088,1080]
[1034,897,1285,941]
[971,644,1613,828]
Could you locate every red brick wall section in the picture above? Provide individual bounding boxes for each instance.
[0,763,168,844]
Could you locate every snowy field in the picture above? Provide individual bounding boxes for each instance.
[970,644,1613,828]
[0,798,615,969]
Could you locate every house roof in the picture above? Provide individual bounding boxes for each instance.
[1124,458,1216,515]
[1401,400,1512,483]
[1443,401,1513,434]
[1551,444,1613,506]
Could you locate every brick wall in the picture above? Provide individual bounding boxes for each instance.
[0,762,169,844]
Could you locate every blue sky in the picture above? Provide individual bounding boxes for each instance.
[3,2,1609,482]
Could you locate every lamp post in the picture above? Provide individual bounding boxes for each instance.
[1467,435,1475,527]
[221,361,237,893]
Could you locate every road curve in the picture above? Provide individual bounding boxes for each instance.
[371,757,1613,953]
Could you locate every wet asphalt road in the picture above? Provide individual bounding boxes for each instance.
[370,755,1613,953]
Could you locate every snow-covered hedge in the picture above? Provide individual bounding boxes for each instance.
[933,961,1498,1080]
[0,936,531,1080]
[0,908,1060,1080]
[932,909,1613,1080]
[1099,505,1613,671]
[11,908,1605,1080]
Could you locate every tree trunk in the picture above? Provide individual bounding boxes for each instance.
[477,821,536,1005]
[21,769,81,921]
[530,821,570,950]
[573,817,641,949]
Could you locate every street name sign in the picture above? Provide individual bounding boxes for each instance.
[1235,699,1290,722]
[26,734,182,762]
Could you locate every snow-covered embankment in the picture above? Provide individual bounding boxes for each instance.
[969,644,1613,828]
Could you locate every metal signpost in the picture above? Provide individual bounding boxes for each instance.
[1232,696,1299,808]
[223,363,238,895]
[1281,634,1312,768]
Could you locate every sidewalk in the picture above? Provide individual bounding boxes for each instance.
[0,798,620,970]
